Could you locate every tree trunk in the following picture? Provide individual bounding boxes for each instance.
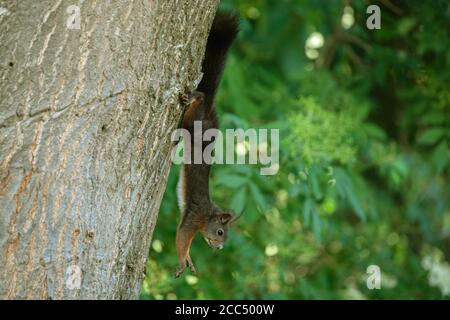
[0,0,218,299]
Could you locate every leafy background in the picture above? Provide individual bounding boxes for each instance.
[141,0,450,299]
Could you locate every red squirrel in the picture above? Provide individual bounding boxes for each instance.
[175,12,240,278]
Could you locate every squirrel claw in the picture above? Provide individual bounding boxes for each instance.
[180,93,191,105]
[175,261,187,278]
[175,258,196,277]
[180,91,204,106]
[175,266,185,278]
[186,256,196,273]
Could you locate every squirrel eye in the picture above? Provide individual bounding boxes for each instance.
[217,229,224,236]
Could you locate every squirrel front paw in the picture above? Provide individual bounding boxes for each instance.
[180,91,204,106]
[180,93,191,106]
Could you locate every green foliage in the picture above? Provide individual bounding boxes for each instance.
[285,95,362,165]
[141,0,450,299]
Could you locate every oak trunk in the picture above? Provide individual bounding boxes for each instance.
[0,0,218,299]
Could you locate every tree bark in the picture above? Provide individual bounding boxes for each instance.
[0,0,218,299]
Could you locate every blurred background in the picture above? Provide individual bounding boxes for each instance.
[141,0,450,299]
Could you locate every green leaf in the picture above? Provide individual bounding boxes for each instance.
[363,123,387,140]
[218,175,247,188]
[231,187,247,213]
[303,198,313,227]
[397,18,417,35]
[334,168,351,199]
[312,207,322,240]
[417,128,445,145]
[309,169,323,200]
[249,182,267,210]
[432,141,449,173]
[334,168,366,221]
[347,191,367,222]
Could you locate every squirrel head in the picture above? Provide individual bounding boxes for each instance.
[201,210,242,250]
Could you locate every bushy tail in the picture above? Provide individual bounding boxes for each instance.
[197,12,239,109]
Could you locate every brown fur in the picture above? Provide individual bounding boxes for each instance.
[174,11,239,278]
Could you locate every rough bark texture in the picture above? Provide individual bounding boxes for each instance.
[0,0,218,299]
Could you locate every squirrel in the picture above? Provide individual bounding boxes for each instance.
[175,12,240,278]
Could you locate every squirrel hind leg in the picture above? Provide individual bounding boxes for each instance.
[175,262,186,278]
[175,226,196,278]
[175,256,196,278]
[187,255,196,273]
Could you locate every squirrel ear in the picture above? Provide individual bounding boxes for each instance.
[219,213,233,224]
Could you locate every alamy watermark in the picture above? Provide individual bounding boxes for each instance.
[65,4,381,31]
[171,121,279,176]
[366,265,381,290]
[66,5,81,30]
[65,264,82,290]
[366,5,381,30]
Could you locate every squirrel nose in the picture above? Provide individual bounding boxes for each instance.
[217,244,223,250]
